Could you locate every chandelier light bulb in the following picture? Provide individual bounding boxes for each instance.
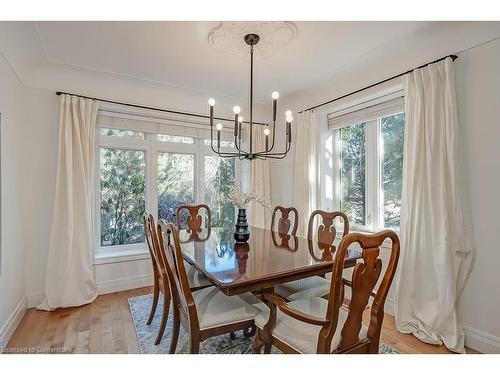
[238,116,244,123]
[285,110,292,117]
[286,115,293,123]
[208,98,216,106]
[271,91,280,100]
[216,123,223,131]
[264,128,270,136]
[233,106,241,114]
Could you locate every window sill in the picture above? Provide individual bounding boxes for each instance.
[94,247,150,265]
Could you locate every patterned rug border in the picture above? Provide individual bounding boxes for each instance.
[128,293,399,354]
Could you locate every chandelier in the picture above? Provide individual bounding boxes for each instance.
[208,33,293,160]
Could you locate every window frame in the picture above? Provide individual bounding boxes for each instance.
[320,110,404,234]
[94,122,239,257]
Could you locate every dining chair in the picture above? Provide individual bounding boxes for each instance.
[176,204,211,239]
[253,230,400,354]
[157,220,267,353]
[144,214,211,345]
[270,206,299,235]
[274,210,349,301]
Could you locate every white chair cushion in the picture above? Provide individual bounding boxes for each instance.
[274,276,330,301]
[184,261,212,288]
[193,286,267,330]
[254,297,368,353]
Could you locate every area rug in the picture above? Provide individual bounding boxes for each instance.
[128,294,399,354]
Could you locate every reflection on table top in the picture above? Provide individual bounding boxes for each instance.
[179,225,361,295]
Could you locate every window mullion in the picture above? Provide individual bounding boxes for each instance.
[332,130,341,212]
[376,118,384,230]
[196,140,204,203]
[365,119,379,231]
[148,133,158,218]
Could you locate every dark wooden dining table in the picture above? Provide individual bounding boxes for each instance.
[179,224,362,296]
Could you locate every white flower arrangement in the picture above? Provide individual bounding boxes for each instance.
[224,183,271,209]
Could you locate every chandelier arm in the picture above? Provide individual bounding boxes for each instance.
[266,121,277,154]
[234,134,246,154]
[212,146,245,157]
[257,145,291,159]
[253,138,291,158]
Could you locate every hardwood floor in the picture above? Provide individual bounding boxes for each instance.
[5,287,479,354]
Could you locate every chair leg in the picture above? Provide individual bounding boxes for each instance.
[190,334,200,354]
[229,332,236,339]
[147,280,159,325]
[252,329,264,354]
[169,309,180,354]
[243,325,256,337]
[264,343,272,354]
[154,293,170,345]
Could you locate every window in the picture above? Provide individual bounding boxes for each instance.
[99,148,146,246]
[157,134,194,144]
[322,95,405,232]
[339,123,366,226]
[95,121,238,253]
[157,152,195,222]
[204,156,235,227]
[99,127,144,139]
[381,113,405,229]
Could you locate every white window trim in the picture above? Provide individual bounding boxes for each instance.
[94,116,240,262]
[317,85,404,235]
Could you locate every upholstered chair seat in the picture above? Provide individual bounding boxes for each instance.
[274,276,330,301]
[192,286,267,330]
[254,297,368,353]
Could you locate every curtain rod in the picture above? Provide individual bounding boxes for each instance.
[298,54,458,114]
[55,91,269,126]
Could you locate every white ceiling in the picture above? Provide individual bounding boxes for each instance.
[1,21,500,104]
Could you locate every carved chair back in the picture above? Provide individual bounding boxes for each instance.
[307,210,349,255]
[318,230,400,353]
[157,220,200,332]
[175,204,211,233]
[271,206,299,236]
[144,214,167,279]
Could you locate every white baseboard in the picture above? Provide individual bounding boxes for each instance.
[96,274,153,295]
[0,296,27,351]
[464,325,500,354]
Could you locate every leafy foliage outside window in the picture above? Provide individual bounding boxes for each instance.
[204,139,235,148]
[157,153,195,223]
[100,148,146,246]
[99,127,144,139]
[340,123,366,226]
[204,156,235,227]
[382,113,405,229]
[157,134,194,144]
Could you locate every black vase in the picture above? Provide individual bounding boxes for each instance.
[234,208,250,243]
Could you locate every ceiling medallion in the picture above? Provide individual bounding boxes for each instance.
[207,33,293,161]
[208,21,297,60]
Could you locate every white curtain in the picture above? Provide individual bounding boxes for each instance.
[38,94,99,311]
[292,110,318,237]
[248,126,271,229]
[394,58,475,353]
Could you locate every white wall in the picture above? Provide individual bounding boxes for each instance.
[455,38,500,352]
[0,52,28,347]
[273,38,500,353]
